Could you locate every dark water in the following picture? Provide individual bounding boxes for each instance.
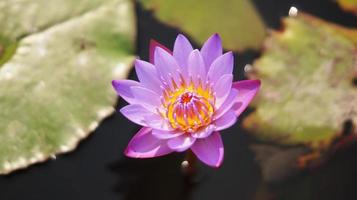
[0,0,356,200]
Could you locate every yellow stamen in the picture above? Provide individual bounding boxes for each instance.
[162,77,215,132]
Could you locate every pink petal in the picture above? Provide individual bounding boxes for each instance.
[125,127,174,158]
[214,109,237,131]
[200,33,223,70]
[152,129,184,139]
[191,132,224,167]
[134,59,162,94]
[145,114,173,131]
[131,86,162,112]
[213,74,233,108]
[154,47,181,88]
[120,104,158,127]
[214,88,238,119]
[149,39,172,64]
[173,34,193,71]
[112,80,140,104]
[191,125,215,138]
[167,135,196,152]
[207,52,233,85]
[187,49,206,85]
[232,80,261,117]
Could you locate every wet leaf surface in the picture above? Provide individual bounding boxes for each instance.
[244,13,357,149]
[139,0,266,51]
[0,0,135,174]
[0,0,115,65]
[0,0,114,40]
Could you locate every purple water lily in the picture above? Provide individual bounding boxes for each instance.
[112,34,260,167]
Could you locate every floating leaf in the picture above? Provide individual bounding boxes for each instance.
[337,0,357,14]
[0,0,115,65]
[251,144,308,183]
[0,0,117,39]
[139,0,266,51]
[0,0,135,174]
[244,13,357,149]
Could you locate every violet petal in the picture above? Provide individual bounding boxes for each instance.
[135,59,162,94]
[125,127,173,158]
[120,104,158,127]
[232,80,261,117]
[154,47,181,88]
[173,34,193,76]
[149,39,172,64]
[214,88,239,119]
[213,74,233,108]
[191,124,215,139]
[214,109,237,131]
[207,52,233,85]
[152,129,184,139]
[191,132,224,167]
[187,49,206,85]
[200,33,223,70]
[167,135,196,152]
[112,79,140,104]
[131,86,162,112]
[145,115,173,131]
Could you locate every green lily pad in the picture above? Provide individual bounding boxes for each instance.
[0,0,116,65]
[244,13,357,149]
[139,0,266,51]
[0,0,114,39]
[0,0,135,174]
[337,0,357,14]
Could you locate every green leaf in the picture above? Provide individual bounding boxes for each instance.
[0,0,135,174]
[0,0,114,40]
[0,0,116,64]
[139,0,266,51]
[244,14,357,149]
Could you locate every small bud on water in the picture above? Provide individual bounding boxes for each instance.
[289,6,298,17]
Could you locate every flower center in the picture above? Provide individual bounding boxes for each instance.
[180,92,193,103]
[167,92,214,132]
[161,77,215,132]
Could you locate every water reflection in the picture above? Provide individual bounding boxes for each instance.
[110,154,195,200]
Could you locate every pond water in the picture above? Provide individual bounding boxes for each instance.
[0,0,356,200]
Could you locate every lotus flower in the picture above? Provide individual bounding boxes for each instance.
[112,34,260,167]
